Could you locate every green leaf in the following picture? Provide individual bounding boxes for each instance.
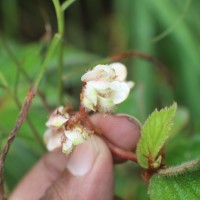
[136,103,177,169]
[149,158,200,200]
[166,135,200,166]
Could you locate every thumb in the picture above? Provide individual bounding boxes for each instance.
[41,135,114,200]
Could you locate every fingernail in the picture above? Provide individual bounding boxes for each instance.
[66,137,99,176]
[116,113,142,128]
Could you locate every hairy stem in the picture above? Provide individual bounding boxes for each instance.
[0,36,51,111]
[66,50,172,85]
[0,33,60,198]
[0,86,36,199]
[107,141,138,163]
[88,50,172,84]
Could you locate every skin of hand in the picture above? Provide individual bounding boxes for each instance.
[10,113,141,200]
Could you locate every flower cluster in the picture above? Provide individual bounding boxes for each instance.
[81,62,134,112]
[44,62,134,155]
[44,106,91,154]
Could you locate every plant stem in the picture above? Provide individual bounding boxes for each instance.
[0,33,60,199]
[87,50,172,84]
[52,0,65,104]
[0,71,46,150]
[58,42,64,104]
[152,0,192,43]
[158,158,200,175]
[52,0,64,36]
[107,141,138,163]
[52,0,76,105]
[14,65,20,98]
[0,86,35,200]
[34,34,61,88]
[0,1,75,198]
[0,72,8,88]
[0,36,51,111]
[61,0,76,11]
[13,97,46,151]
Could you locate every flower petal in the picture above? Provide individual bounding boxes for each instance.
[84,82,98,105]
[94,64,115,80]
[81,64,115,82]
[82,128,89,140]
[82,96,96,111]
[44,129,62,151]
[57,106,65,114]
[83,81,113,111]
[109,62,127,81]
[62,140,73,154]
[65,130,85,145]
[109,81,131,104]
[97,96,115,112]
[127,81,135,89]
[46,115,68,128]
[91,80,110,90]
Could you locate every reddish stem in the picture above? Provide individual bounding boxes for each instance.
[107,141,137,163]
[0,86,36,199]
[108,50,173,84]
[69,108,138,163]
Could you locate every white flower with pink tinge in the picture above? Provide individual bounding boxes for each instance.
[44,106,91,154]
[81,63,134,112]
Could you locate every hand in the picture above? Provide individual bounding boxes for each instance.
[10,114,140,200]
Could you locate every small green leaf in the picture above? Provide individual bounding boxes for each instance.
[149,158,200,200]
[136,103,177,169]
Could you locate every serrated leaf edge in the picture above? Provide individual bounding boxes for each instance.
[148,158,200,200]
[136,102,177,169]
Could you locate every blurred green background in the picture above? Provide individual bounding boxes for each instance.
[1,0,200,199]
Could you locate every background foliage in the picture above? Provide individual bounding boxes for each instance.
[1,0,200,199]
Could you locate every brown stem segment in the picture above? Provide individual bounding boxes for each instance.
[0,36,51,112]
[108,51,173,84]
[0,86,36,199]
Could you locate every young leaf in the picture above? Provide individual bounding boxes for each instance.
[149,158,200,200]
[136,103,177,169]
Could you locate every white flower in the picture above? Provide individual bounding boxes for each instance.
[44,106,69,152]
[81,62,134,112]
[62,126,90,154]
[44,129,63,151]
[46,115,68,128]
[81,64,115,81]
[45,106,69,129]
[44,107,91,155]
[108,62,127,81]
[81,62,127,82]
